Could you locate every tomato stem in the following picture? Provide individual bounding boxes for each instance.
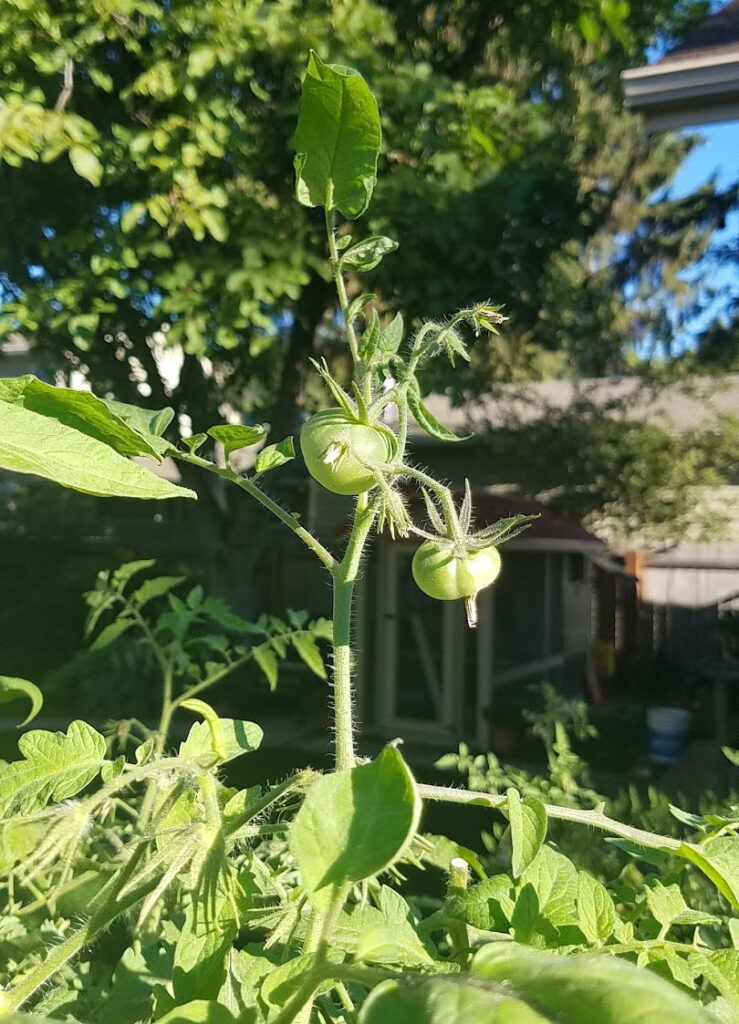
[331,503,376,771]
[179,452,336,571]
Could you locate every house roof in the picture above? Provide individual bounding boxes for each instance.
[657,0,739,66]
[622,1,739,131]
[397,374,739,441]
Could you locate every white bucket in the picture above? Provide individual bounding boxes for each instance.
[647,707,691,764]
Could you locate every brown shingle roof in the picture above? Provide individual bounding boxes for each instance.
[656,0,739,66]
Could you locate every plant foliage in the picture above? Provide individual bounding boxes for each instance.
[1,49,737,1024]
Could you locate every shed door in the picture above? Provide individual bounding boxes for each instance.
[375,543,464,739]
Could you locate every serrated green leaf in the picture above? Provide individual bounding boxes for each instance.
[90,616,136,651]
[347,292,376,323]
[508,790,547,879]
[253,643,278,690]
[517,845,578,928]
[645,881,688,927]
[183,433,208,453]
[260,953,334,1010]
[355,887,436,967]
[292,633,327,679]
[340,236,397,272]
[207,424,266,462]
[678,837,739,909]
[0,817,46,872]
[447,875,515,931]
[255,436,295,475]
[0,721,107,816]
[112,559,156,585]
[699,949,739,1007]
[576,871,616,943]
[407,379,470,443]
[102,397,176,457]
[179,718,263,765]
[0,675,43,727]
[290,745,421,909]
[294,50,381,219]
[378,312,404,355]
[0,400,195,500]
[132,575,185,608]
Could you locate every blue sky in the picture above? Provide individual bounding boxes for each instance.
[667,122,738,347]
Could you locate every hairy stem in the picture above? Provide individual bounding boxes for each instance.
[180,452,335,571]
[396,464,462,542]
[331,504,376,771]
[417,784,682,851]
[5,845,153,1010]
[326,207,361,368]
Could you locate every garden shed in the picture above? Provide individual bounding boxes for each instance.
[359,494,606,747]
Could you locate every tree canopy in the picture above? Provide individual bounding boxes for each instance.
[1,0,736,542]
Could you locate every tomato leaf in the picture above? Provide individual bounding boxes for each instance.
[340,236,397,272]
[290,745,421,909]
[207,424,267,463]
[0,676,43,727]
[292,633,327,679]
[255,437,295,476]
[0,375,165,460]
[407,378,471,443]
[507,789,547,879]
[294,51,381,219]
[472,942,716,1023]
[0,399,195,500]
[378,312,404,355]
[359,309,381,361]
[253,643,279,690]
[577,871,616,943]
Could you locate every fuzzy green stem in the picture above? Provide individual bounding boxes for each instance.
[5,845,154,1010]
[331,504,376,771]
[179,453,336,571]
[154,664,174,755]
[396,464,463,543]
[326,207,361,369]
[225,771,313,837]
[417,783,682,851]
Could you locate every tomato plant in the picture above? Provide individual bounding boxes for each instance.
[0,50,737,1024]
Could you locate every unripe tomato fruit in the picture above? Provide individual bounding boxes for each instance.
[412,541,502,601]
[299,408,396,496]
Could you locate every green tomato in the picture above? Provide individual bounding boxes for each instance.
[299,408,396,495]
[412,540,502,601]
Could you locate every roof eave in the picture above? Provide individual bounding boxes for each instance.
[622,51,739,132]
